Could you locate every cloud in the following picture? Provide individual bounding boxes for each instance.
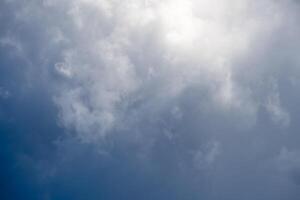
[2,0,300,199]
[0,87,10,99]
[277,147,300,185]
[265,86,290,127]
[40,0,291,142]
[194,140,221,170]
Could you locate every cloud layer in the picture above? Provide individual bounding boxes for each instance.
[1,0,300,199]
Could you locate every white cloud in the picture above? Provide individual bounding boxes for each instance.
[4,0,296,143]
[266,91,290,127]
[3,1,300,197]
[276,147,300,185]
[55,62,73,78]
[277,147,300,171]
[50,0,292,142]
[194,141,221,170]
[0,36,24,56]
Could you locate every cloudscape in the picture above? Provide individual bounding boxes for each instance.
[1,0,300,199]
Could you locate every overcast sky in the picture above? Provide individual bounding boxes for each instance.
[1,0,300,199]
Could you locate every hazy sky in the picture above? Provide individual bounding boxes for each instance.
[1,0,300,199]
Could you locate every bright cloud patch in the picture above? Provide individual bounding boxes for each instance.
[40,0,289,141]
[1,0,300,199]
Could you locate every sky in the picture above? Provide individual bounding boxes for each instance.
[1,0,300,199]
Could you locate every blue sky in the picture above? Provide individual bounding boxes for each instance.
[1,0,300,199]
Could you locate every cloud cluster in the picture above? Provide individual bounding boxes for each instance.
[2,0,300,199]
[41,0,291,142]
